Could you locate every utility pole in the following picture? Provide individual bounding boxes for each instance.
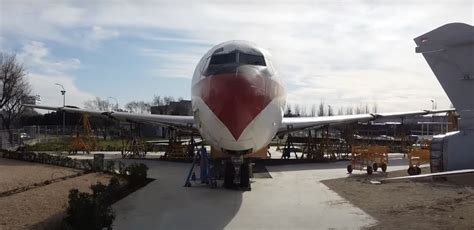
[55,83,66,135]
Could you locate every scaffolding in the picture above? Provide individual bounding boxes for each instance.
[121,123,147,158]
[69,113,96,155]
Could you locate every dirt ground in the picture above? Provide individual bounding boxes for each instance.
[0,158,82,194]
[322,168,474,230]
[0,158,113,230]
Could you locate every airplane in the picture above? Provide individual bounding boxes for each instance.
[24,23,472,190]
[415,22,474,173]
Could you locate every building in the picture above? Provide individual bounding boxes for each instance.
[150,100,192,116]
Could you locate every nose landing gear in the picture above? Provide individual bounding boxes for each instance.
[223,156,251,190]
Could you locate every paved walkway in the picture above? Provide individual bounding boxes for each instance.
[111,155,410,229]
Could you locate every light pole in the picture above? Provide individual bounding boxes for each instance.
[430,99,437,110]
[108,97,119,111]
[55,83,66,135]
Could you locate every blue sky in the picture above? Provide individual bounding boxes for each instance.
[0,0,472,112]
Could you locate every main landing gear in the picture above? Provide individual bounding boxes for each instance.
[223,155,251,191]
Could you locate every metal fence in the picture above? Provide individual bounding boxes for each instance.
[0,125,87,150]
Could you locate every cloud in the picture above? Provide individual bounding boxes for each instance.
[140,48,206,79]
[81,26,119,49]
[16,41,95,107]
[1,1,471,112]
[28,73,95,108]
[18,41,81,74]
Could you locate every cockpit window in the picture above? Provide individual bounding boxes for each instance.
[209,52,237,65]
[239,53,266,66]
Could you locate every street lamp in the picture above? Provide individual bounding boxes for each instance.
[108,97,119,111]
[430,99,437,110]
[55,83,66,135]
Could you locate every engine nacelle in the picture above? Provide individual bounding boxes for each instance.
[430,130,474,172]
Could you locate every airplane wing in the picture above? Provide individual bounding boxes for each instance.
[280,109,455,133]
[23,104,196,130]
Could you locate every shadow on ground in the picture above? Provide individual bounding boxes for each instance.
[113,160,243,230]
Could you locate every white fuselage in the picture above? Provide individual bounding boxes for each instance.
[191,41,286,155]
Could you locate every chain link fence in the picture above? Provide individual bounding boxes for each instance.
[0,126,85,150]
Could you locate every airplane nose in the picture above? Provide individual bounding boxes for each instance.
[193,71,282,140]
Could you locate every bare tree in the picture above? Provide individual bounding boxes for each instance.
[125,101,138,113]
[355,104,363,114]
[327,105,334,116]
[345,106,353,115]
[163,96,174,105]
[151,95,163,106]
[0,53,31,134]
[84,97,112,111]
[337,107,344,115]
[84,97,116,140]
[294,104,301,117]
[372,102,378,113]
[318,102,325,116]
[137,101,151,114]
[124,100,150,114]
[310,104,316,117]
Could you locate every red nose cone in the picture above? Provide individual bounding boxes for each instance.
[194,74,282,140]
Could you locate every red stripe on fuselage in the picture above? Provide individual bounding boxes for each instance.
[193,73,284,140]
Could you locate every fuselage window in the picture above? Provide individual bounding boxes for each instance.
[209,52,237,65]
[239,53,266,66]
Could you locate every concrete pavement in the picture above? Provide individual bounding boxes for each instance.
[111,155,411,229]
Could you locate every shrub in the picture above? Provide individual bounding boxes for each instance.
[125,163,149,186]
[105,161,115,173]
[118,161,126,175]
[65,181,116,230]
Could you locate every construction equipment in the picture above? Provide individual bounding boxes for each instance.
[184,147,217,188]
[407,140,431,175]
[121,123,147,158]
[69,113,96,155]
[347,145,388,174]
[281,134,300,159]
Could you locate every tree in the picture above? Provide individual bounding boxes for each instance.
[0,53,31,137]
[337,107,344,115]
[124,101,150,114]
[84,97,112,111]
[364,103,370,114]
[372,102,378,113]
[327,105,334,116]
[84,97,115,140]
[294,104,301,117]
[163,96,174,105]
[151,95,163,106]
[345,106,353,115]
[310,104,316,117]
[318,102,325,116]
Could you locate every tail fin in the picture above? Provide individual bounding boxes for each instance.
[414,23,474,116]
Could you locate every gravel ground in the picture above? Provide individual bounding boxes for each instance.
[0,158,82,194]
[322,168,474,230]
[0,172,113,229]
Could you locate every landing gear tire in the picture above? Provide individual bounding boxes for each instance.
[347,165,353,174]
[415,166,422,175]
[367,166,373,175]
[407,166,416,175]
[224,161,235,189]
[240,163,250,190]
[373,163,379,172]
[381,163,387,173]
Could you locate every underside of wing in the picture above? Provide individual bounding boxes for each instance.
[280,109,455,133]
[23,104,196,130]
